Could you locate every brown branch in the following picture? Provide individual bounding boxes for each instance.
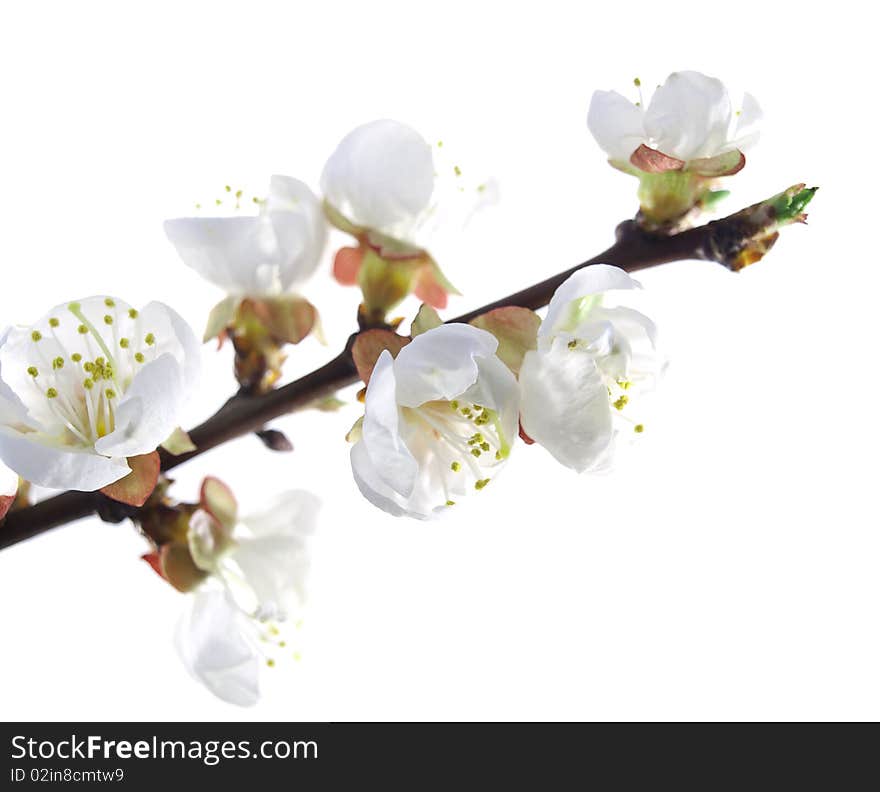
[0,190,810,550]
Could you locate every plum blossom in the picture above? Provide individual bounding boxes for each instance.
[0,297,199,491]
[519,266,663,473]
[0,460,17,520]
[350,323,519,519]
[175,486,319,706]
[321,119,496,313]
[164,175,327,298]
[588,70,761,173]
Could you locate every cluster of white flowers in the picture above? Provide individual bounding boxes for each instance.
[175,483,319,706]
[0,70,765,705]
[351,265,662,519]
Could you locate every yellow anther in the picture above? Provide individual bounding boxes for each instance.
[215,199,222,206]
[634,424,645,433]
[144,333,155,346]
[235,189,242,199]
[617,378,631,390]
[266,659,276,668]
[568,339,578,350]
[105,388,116,399]
[446,500,455,506]
[68,302,81,312]
[71,353,82,363]
[78,324,88,335]
[634,77,641,87]
[613,394,629,411]
[451,461,461,472]
[454,165,462,176]
[104,298,115,307]
[437,140,444,148]
[471,448,482,458]
[480,442,490,452]
[119,338,130,349]
[31,331,42,342]
[83,362,94,373]
[52,357,64,370]
[134,352,145,363]
[225,185,231,192]
[49,317,60,328]
[103,315,113,325]
[128,308,138,319]
[450,400,459,410]
[475,478,490,490]
[46,388,58,399]
[27,366,38,377]
[83,378,94,390]
[495,450,503,460]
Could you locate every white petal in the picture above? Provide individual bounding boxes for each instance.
[587,89,646,162]
[644,71,734,161]
[732,92,762,152]
[164,215,278,295]
[350,440,427,519]
[139,300,201,392]
[263,175,327,291]
[0,459,18,498]
[459,354,520,450]
[362,351,419,497]
[393,323,498,407]
[241,489,321,539]
[0,426,130,490]
[94,353,184,458]
[321,119,434,235]
[542,265,641,339]
[176,590,260,707]
[519,342,614,473]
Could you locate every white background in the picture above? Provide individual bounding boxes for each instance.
[0,0,875,721]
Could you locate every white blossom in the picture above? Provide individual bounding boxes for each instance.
[164,175,327,297]
[350,324,519,519]
[588,71,761,171]
[176,490,319,706]
[519,266,663,473]
[0,297,199,491]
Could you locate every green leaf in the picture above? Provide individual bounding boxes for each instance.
[203,296,239,342]
[161,426,196,456]
[411,304,443,336]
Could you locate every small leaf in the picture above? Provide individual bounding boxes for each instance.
[238,296,318,346]
[161,426,196,456]
[630,143,685,174]
[470,306,541,375]
[686,149,745,177]
[255,428,294,452]
[100,451,160,507]
[411,304,442,336]
[203,296,239,343]
[311,395,346,412]
[352,329,410,384]
[160,542,208,593]
[333,246,364,285]
[200,476,237,531]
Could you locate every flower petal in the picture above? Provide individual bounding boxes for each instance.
[393,323,498,407]
[175,590,260,707]
[93,353,184,458]
[362,351,419,497]
[644,71,734,161]
[732,92,762,151]
[541,265,641,339]
[0,426,130,490]
[519,341,614,473]
[321,119,434,235]
[587,89,646,162]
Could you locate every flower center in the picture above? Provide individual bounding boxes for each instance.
[403,398,511,507]
[24,298,161,446]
